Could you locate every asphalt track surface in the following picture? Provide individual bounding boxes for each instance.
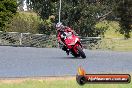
[0,46,132,77]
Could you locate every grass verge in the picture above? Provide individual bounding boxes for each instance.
[98,38,132,51]
[0,76,131,88]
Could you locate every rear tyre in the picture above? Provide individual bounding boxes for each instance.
[77,46,86,58]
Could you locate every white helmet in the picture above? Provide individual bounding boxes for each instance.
[56,22,64,31]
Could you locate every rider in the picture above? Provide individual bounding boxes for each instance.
[56,22,75,55]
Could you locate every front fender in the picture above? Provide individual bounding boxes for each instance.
[73,42,82,54]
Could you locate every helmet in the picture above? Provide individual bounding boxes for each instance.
[56,22,64,31]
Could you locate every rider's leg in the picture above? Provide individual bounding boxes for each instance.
[62,46,69,55]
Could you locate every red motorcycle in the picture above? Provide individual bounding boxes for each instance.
[60,32,86,59]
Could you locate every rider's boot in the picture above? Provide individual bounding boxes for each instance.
[66,49,69,55]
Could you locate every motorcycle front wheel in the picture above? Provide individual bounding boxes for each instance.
[77,46,86,59]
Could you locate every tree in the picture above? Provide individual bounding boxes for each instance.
[54,0,114,36]
[0,0,17,31]
[100,0,132,38]
[17,0,24,11]
[116,0,132,39]
[29,0,132,38]
[29,0,53,19]
[29,0,111,36]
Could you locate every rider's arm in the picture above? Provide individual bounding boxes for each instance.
[57,32,65,47]
[65,27,77,35]
[57,32,62,48]
[65,27,73,32]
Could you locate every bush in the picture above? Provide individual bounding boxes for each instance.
[6,12,43,33]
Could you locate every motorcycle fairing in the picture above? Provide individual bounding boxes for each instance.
[64,35,79,46]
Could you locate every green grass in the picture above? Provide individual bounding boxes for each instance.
[98,38,132,51]
[95,21,132,51]
[0,78,131,88]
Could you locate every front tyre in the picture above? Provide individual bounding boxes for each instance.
[77,46,86,58]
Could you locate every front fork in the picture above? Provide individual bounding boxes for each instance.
[73,42,83,54]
